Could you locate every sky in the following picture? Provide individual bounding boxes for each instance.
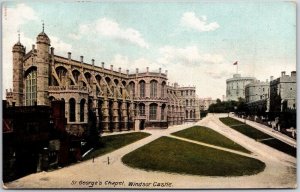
[2,1,296,100]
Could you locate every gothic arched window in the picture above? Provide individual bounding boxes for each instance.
[80,99,85,122]
[129,81,135,98]
[139,80,145,98]
[25,68,37,106]
[149,103,158,120]
[150,80,158,98]
[161,82,166,98]
[69,98,76,122]
[72,70,80,84]
[139,103,145,115]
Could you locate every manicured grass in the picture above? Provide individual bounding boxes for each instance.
[219,117,270,139]
[83,132,151,160]
[219,117,296,157]
[122,136,265,176]
[172,126,250,153]
[261,139,296,157]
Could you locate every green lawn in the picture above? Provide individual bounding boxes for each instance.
[122,136,265,176]
[219,118,270,139]
[219,117,296,157]
[172,126,250,153]
[83,132,151,160]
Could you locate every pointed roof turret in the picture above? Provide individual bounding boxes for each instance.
[13,30,25,53]
[37,21,50,45]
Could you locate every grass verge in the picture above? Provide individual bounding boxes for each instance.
[172,126,250,153]
[122,136,265,176]
[83,132,151,160]
[219,117,296,157]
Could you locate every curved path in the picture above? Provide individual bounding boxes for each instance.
[4,114,296,189]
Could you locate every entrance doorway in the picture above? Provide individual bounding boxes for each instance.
[139,120,145,130]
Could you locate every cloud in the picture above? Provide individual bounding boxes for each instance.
[156,45,230,98]
[2,3,72,98]
[68,33,81,40]
[2,3,38,98]
[157,45,224,65]
[69,18,149,48]
[50,36,72,55]
[110,54,162,73]
[205,70,232,79]
[180,12,219,32]
[109,45,228,99]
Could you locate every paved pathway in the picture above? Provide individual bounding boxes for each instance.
[4,114,296,189]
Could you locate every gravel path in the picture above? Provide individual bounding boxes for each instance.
[4,114,296,189]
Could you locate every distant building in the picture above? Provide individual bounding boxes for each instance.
[245,80,270,112]
[226,74,256,101]
[176,84,200,122]
[245,80,270,103]
[269,71,296,112]
[244,71,296,113]
[199,97,216,111]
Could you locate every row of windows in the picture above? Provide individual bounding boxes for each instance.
[55,67,201,100]
[129,81,166,98]
[138,104,167,120]
[56,67,166,91]
[181,90,195,96]
[185,99,195,106]
[186,110,196,119]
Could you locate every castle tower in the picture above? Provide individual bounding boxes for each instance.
[36,23,51,105]
[12,33,25,106]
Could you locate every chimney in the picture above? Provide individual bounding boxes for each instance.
[92,59,95,66]
[32,44,35,51]
[119,67,121,73]
[80,56,84,63]
[68,52,71,60]
[165,70,168,75]
[101,62,105,68]
[146,67,149,73]
[110,65,113,71]
[270,76,273,81]
[281,71,286,77]
[50,47,54,55]
[291,71,296,77]
[136,68,139,74]
[126,69,129,75]
[159,68,161,74]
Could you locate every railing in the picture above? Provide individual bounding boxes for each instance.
[48,85,88,92]
[135,115,147,119]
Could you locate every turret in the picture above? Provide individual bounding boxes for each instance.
[35,22,51,105]
[36,23,51,58]
[12,34,25,106]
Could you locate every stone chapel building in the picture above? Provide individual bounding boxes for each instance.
[6,28,200,135]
